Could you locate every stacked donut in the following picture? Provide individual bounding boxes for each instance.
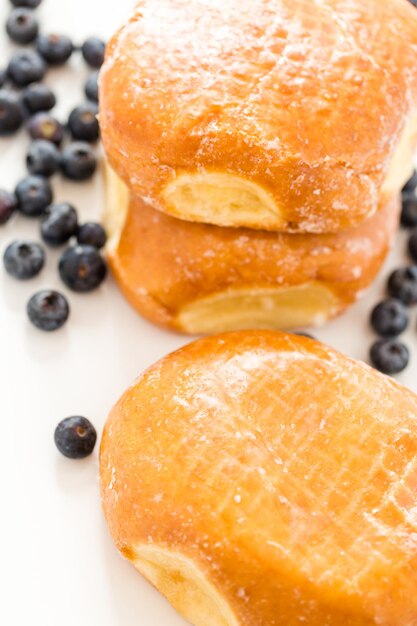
[99,0,417,335]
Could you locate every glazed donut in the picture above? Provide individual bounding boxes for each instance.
[100,330,417,626]
[104,167,399,334]
[99,0,417,234]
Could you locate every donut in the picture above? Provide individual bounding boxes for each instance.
[104,166,399,334]
[99,0,417,233]
[100,330,417,626]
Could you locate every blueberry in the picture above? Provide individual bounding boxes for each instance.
[0,190,18,225]
[370,298,409,338]
[10,0,42,7]
[3,240,45,279]
[387,266,417,305]
[0,68,6,88]
[15,175,53,217]
[7,50,46,87]
[41,203,78,246]
[6,8,38,44]
[77,222,106,249]
[409,229,417,263]
[36,33,74,66]
[26,139,60,177]
[0,89,24,135]
[401,195,417,228]
[60,142,97,181]
[408,0,417,7]
[59,244,106,292]
[68,102,99,142]
[54,416,97,459]
[403,170,417,192]
[84,71,99,103]
[28,112,64,146]
[27,289,69,331]
[22,83,56,114]
[81,37,105,68]
[370,339,410,375]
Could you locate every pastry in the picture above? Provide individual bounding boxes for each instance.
[99,0,417,233]
[104,167,399,334]
[101,330,417,626]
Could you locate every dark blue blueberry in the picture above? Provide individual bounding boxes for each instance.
[0,190,18,225]
[15,175,53,217]
[0,89,24,135]
[84,71,99,103]
[27,289,69,331]
[403,170,417,192]
[0,68,6,88]
[408,229,417,263]
[10,0,42,6]
[28,112,64,146]
[60,142,97,181]
[401,195,417,228]
[81,37,105,68]
[59,244,106,292]
[41,203,78,246]
[22,83,56,114]
[408,0,417,7]
[68,102,99,142]
[77,222,106,249]
[54,416,97,459]
[370,298,409,338]
[7,50,46,87]
[6,8,39,44]
[26,139,60,177]
[370,339,410,375]
[3,240,45,279]
[387,266,417,305]
[36,33,74,66]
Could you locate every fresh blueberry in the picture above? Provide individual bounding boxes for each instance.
[7,50,46,87]
[84,71,99,103]
[26,139,60,177]
[0,89,24,135]
[27,289,69,331]
[36,33,74,65]
[28,112,64,146]
[60,142,97,181]
[0,68,6,88]
[10,0,42,7]
[408,0,417,7]
[59,244,106,292]
[68,102,99,142]
[41,203,78,246]
[403,170,417,192]
[15,175,53,217]
[401,195,417,228]
[81,37,105,68]
[22,83,56,114]
[3,240,45,279]
[77,222,106,249]
[408,229,417,263]
[0,190,18,225]
[387,266,417,305]
[6,8,39,44]
[54,416,97,459]
[370,339,410,375]
[370,298,409,338]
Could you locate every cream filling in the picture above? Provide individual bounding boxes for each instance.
[132,544,239,626]
[176,285,338,334]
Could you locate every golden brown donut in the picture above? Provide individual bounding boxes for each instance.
[104,167,399,334]
[100,330,417,626]
[99,0,417,233]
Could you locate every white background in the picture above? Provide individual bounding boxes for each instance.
[0,0,416,624]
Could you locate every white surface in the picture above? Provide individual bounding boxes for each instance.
[0,1,416,625]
